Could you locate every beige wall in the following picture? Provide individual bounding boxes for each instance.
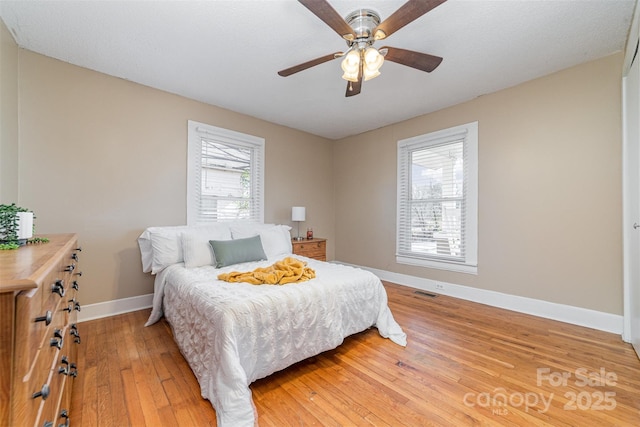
[17,51,334,305]
[0,19,19,203]
[335,53,623,315]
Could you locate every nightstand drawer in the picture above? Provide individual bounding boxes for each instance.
[292,238,326,261]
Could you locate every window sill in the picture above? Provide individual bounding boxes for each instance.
[396,255,478,275]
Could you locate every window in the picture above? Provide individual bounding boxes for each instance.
[397,121,478,274]
[187,120,264,225]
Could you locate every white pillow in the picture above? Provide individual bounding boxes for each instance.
[232,224,292,259]
[138,229,155,273]
[259,225,293,258]
[149,230,184,274]
[182,226,232,268]
[228,221,276,238]
[138,223,233,274]
[139,225,192,273]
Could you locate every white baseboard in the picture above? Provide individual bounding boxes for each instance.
[77,293,153,323]
[339,262,624,335]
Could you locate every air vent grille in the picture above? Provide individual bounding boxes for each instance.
[414,290,437,298]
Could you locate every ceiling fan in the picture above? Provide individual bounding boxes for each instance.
[278,0,447,97]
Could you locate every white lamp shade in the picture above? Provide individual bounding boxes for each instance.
[291,206,306,221]
[363,47,384,81]
[363,68,381,81]
[341,49,361,82]
[364,47,384,70]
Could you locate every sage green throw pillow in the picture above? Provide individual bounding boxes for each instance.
[210,235,267,268]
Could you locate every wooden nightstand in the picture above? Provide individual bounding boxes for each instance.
[292,238,326,261]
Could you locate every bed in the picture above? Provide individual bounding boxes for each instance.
[138,222,406,426]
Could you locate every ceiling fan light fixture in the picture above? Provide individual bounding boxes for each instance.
[341,69,360,82]
[341,49,361,82]
[364,47,383,68]
[363,46,384,80]
[363,69,380,81]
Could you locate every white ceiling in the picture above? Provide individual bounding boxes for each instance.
[0,0,636,140]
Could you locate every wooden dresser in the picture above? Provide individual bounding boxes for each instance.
[0,234,83,427]
[292,237,327,261]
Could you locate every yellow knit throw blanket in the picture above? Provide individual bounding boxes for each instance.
[217,257,316,285]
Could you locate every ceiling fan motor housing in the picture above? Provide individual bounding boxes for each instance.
[344,9,380,47]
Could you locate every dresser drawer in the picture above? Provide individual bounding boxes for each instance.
[14,287,47,377]
[40,259,72,317]
[14,289,66,427]
[40,328,73,427]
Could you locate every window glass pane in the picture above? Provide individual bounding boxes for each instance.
[199,195,251,222]
[409,141,464,260]
[201,140,250,198]
[411,142,463,200]
[200,139,253,221]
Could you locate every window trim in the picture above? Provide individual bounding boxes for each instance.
[396,121,478,274]
[187,120,265,225]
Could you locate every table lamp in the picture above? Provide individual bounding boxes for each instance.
[291,206,306,241]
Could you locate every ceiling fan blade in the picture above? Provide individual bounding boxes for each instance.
[345,79,362,97]
[345,57,363,97]
[278,52,341,77]
[344,79,362,98]
[298,0,356,41]
[381,47,443,73]
[374,0,447,40]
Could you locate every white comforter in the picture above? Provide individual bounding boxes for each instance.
[151,256,406,426]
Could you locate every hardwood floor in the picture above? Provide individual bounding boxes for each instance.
[70,282,640,426]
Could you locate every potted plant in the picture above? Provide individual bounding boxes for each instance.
[0,203,47,250]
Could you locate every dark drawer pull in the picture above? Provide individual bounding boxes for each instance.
[58,409,70,427]
[52,280,65,297]
[35,311,52,325]
[50,338,63,350]
[72,280,79,291]
[75,246,82,252]
[74,302,81,312]
[71,326,81,343]
[64,264,75,272]
[71,253,79,261]
[32,383,50,400]
[43,422,53,427]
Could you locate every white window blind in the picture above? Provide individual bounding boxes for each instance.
[397,122,478,274]
[187,120,264,225]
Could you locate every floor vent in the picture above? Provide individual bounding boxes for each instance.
[414,290,437,298]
